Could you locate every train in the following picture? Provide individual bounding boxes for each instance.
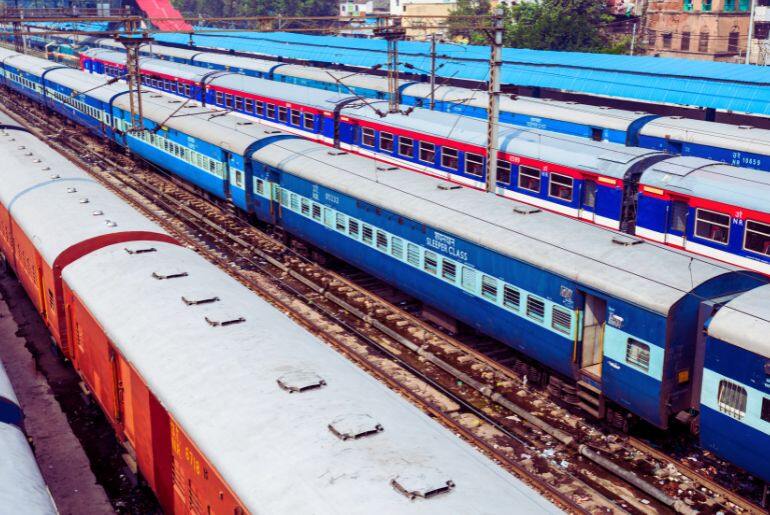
[0,337,57,514]
[78,48,770,277]
[73,36,770,172]
[1,45,769,489]
[0,108,553,514]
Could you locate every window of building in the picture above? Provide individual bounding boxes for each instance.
[518,166,541,193]
[702,0,712,11]
[424,251,438,275]
[662,32,673,49]
[681,31,691,51]
[481,275,498,301]
[548,173,574,202]
[441,259,457,282]
[699,31,710,52]
[728,30,740,53]
[683,0,693,10]
[278,107,288,123]
[626,338,650,371]
[419,141,436,163]
[466,153,484,177]
[744,220,770,255]
[380,132,394,152]
[695,208,730,244]
[725,0,736,9]
[739,0,750,10]
[552,307,572,335]
[398,137,414,158]
[291,110,301,126]
[648,30,656,46]
[526,296,545,322]
[503,285,521,311]
[497,160,512,185]
[361,127,375,147]
[442,147,459,170]
[717,380,747,420]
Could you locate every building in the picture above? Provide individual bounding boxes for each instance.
[748,0,770,63]
[643,0,751,61]
[340,0,375,16]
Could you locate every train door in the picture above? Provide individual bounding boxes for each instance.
[118,359,136,446]
[665,200,688,247]
[579,180,597,223]
[222,151,232,202]
[580,294,606,381]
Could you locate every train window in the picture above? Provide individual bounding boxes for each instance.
[762,398,770,423]
[256,102,264,116]
[744,220,770,256]
[548,173,574,202]
[695,208,730,245]
[466,153,484,177]
[304,114,315,130]
[398,137,414,158]
[361,127,375,147]
[376,230,388,251]
[278,107,288,123]
[419,141,436,163]
[503,285,520,311]
[407,243,421,267]
[391,237,404,259]
[362,224,374,244]
[215,91,224,105]
[335,213,347,232]
[717,380,747,420]
[185,84,192,97]
[300,198,310,216]
[380,132,394,152]
[526,296,545,322]
[424,251,438,275]
[591,128,603,141]
[235,97,244,111]
[267,104,276,118]
[348,218,360,238]
[481,275,498,301]
[582,180,597,209]
[670,201,688,232]
[497,160,511,185]
[225,95,233,109]
[255,179,265,195]
[441,259,457,282]
[625,338,650,371]
[442,147,459,170]
[518,166,541,193]
[290,193,299,211]
[244,98,253,112]
[312,204,322,221]
[291,110,301,126]
[552,307,572,335]
[461,267,477,292]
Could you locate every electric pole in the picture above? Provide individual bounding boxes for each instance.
[746,0,757,64]
[374,18,406,113]
[430,32,438,110]
[116,34,154,132]
[485,8,504,193]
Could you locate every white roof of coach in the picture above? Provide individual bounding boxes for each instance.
[0,357,18,407]
[63,241,560,515]
[251,138,747,315]
[191,51,278,74]
[0,425,57,515]
[276,64,397,92]
[640,116,770,155]
[708,284,770,358]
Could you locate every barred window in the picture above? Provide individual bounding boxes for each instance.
[391,237,404,259]
[301,198,310,216]
[290,193,299,211]
[626,338,650,371]
[441,259,457,282]
[335,212,347,232]
[376,230,388,251]
[424,251,438,275]
[311,203,322,221]
[526,296,545,321]
[481,275,498,301]
[362,127,375,147]
[407,243,420,266]
[717,380,747,420]
[503,285,520,310]
[380,132,394,152]
[362,224,374,244]
[461,267,477,292]
[518,166,541,193]
[399,137,414,158]
[442,147,459,170]
[466,153,484,177]
[419,141,436,163]
[549,173,574,202]
[348,218,360,237]
[695,208,730,244]
[256,178,265,195]
[552,306,572,335]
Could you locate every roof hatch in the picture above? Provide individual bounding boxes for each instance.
[611,235,643,246]
[277,370,326,393]
[152,268,188,280]
[182,294,220,306]
[513,205,541,215]
[391,468,455,500]
[204,306,245,327]
[124,246,157,255]
[328,414,383,441]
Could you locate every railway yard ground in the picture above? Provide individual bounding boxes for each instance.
[0,84,768,515]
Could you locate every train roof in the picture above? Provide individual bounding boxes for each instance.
[94,38,201,61]
[189,51,279,74]
[274,63,399,92]
[641,156,770,214]
[208,72,348,110]
[402,83,653,132]
[0,426,57,514]
[345,107,663,179]
[251,138,748,315]
[639,116,770,155]
[0,358,18,408]
[62,240,559,514]
[708,285,770,358]
[0,113,168,265]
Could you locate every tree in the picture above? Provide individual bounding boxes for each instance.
[172,0,338,19]
[447,0,492,44]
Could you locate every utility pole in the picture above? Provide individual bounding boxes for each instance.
[374,18,406,113]
[116,34,154,132]
[630,22,637,56]
[746,0,757,64]
[429,32,438,110]
[484,8,504,193]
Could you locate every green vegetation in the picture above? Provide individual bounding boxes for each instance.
[172,0,339,17]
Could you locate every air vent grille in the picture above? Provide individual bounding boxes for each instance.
[277,371,326,393]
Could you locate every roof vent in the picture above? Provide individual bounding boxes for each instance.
[151,94,163,98]
[437,183,462,191]
[612,235,643,246]
[263,129,282,134]
[105,220,117,228]
[738,125,754,130]
[327,150,348,156]
[236,121,253,125]
[168,100,182,104]
[152,269,189,280]
[42,166,51,171]
[182,295,220,306]
[92,210,104,216]
[124,246,156,255]
[513,205,541,215]
[25,152,33,156]
[79,198,89,204]
[328,414,383,441]
[33,158,42,163]
[17,145,25,150]
[277,371,327,393]
[50,173,60,179]
[670,116,684,120]
[376,165,398,171]
[204,305,245,326]
[391,469,456,500]
[66,187,77,193]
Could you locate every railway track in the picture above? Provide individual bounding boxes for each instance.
[1,92,766,515]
